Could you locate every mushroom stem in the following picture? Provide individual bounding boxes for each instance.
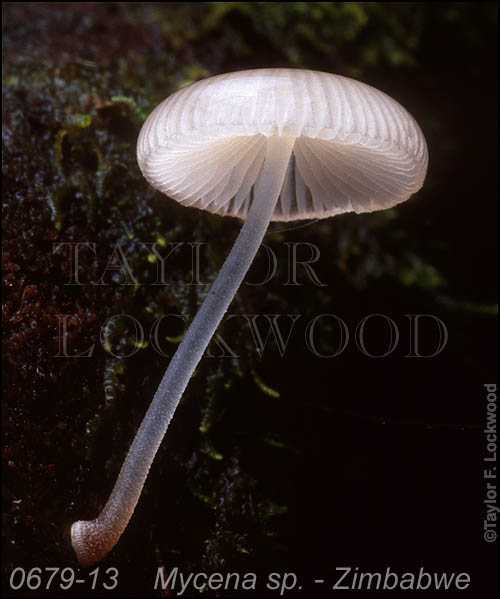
[71,134,296,567]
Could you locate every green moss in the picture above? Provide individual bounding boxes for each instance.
[3,2,497,588]
[398,253,445,289]
[252,370,280,398]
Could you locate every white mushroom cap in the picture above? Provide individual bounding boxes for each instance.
[137,68,428,222]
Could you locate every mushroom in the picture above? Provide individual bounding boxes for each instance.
[71,68,428,566]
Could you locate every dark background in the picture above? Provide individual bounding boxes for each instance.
[2,3,498,597]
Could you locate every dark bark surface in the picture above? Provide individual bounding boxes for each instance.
[3,3,497,597]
